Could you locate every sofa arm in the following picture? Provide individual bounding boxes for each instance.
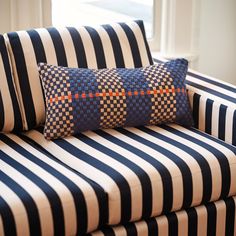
[153,56,236,146]
[186,70,236,146]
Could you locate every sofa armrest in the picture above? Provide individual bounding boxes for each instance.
[152,56,236,146]
[186,70,236,146]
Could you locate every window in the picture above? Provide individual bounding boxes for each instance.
[52,0,161,50]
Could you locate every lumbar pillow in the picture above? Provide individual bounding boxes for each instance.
[39,59,193,139]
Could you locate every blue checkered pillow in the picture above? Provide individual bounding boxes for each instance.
[39,59,193,139]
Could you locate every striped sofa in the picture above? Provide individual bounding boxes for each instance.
[0,21,235,236]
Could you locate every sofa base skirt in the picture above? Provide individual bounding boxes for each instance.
[89,196,236,236]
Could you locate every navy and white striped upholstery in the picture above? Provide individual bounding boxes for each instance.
[24,124,236,226]
[153,57,236,147]
[0,35,23,132]
[5,20,153,130]
[0,133,107,236]
[90,196,236,236]
[186,70,236,146]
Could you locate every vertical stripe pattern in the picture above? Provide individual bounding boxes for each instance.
[0,35,23,132]
[0,133,107,236]
[24,123,236,227]
[89,196,236,236]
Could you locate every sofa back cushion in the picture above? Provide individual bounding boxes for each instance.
[5,20,153,130]
[0,35,23,132]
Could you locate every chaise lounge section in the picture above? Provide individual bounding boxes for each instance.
[0,20,235,236]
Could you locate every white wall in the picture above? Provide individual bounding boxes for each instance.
[160,0,236,85]
[0,0,51,34]
[0,0,11,33]
[192,0,236,85]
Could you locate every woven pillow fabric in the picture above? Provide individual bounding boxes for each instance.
[39,59,193,140]
[0,35,23,132]
[6,20,152,130]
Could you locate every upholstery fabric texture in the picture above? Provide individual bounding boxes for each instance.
[5,20,153,130]
[0,35,23,132]
[154,57,236,147]
[187,71,236,147]
[89,196,236,236]
[24,123,236,226]
[1,123,236,235]
[39,59,193,140]
[0,133,107,236]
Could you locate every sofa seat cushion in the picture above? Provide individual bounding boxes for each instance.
[24,124,236,226]
[0,133,107,236]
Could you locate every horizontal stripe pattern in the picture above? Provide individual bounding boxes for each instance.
[0,133,107,236]
[5,20,153,130]
[24,123,236,226]
[0,35,23,132]
[48,87,186,104]
[89,196,236,236]
[153,57,236,146]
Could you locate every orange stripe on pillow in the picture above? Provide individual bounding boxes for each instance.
[48,88,186,104]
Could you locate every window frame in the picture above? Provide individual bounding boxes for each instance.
[148,0,162,51]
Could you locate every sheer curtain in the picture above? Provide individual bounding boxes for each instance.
[0,0,52,34]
